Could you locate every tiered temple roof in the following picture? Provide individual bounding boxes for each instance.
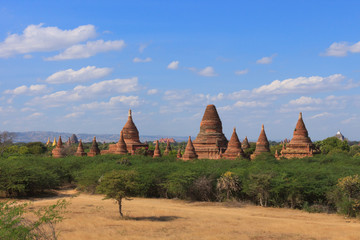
[88,137,100,157]
[75,139,87,157]
[177,148,182,158]
[153,140,161,158]
[121,109,148,154]
[193,104,228,159]
[280,112,319,159]
[52,136,65,158]
[251,125,270,159]
[163,139,171,155]
[182,136,198,160]
[242,136,250,149]
[222,128,245,160]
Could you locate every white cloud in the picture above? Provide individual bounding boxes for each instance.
[64,112,84,119]
[288,96,322,105]
[46,40,125,60]
[341,117,357,124]
[256,54,276,64]
[167,61,179,70]
[235,69,248,75]
[139,43,148,53]
[324,41,360,57]
[133,57,152,63]
[28,77,139,106]
[253,74,349,95]
[78,95,140,110]
[309,112,331,119]
[198,66,217,77]
[147,89,158,95]
[0,24,96,58]
[46,66,112,84]
[26,112,44,119]
[234,101,269,108]
[4,84,48,95]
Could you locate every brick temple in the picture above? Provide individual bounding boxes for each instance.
[193,104,228,159]
[251,124,270,159]
[280,112,320,159]
[221,128,245,160]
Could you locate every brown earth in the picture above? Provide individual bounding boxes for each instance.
[27,189,360,240]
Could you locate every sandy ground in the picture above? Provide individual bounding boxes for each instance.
[27,189,360,240]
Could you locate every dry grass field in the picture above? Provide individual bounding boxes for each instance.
[27,189,360,240]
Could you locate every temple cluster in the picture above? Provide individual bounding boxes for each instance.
[51,104,320,160]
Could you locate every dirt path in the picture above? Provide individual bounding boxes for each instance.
[30,190,360,240]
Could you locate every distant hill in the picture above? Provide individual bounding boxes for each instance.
[12,131,189,143]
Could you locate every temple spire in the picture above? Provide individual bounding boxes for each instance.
[182,136,198,160]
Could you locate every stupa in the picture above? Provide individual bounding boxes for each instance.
[193,104,228,159]
[153,140,161,158]
[251,125,270,159]
[182,136,198,160]
[242,136,250,149]
[222,128,245,160]
[177,148,182,158]
[52,137,57,147]
[106,131,128,155]
[52,136,65,158]
[46,137,51,146]
[121,109,148,154]
[75,139,87,156]
[88,137,100,157]
[280,112,319,159]
[163,139,171,155]
[70,134,79,144]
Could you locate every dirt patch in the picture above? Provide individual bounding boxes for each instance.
[26,190,360,240]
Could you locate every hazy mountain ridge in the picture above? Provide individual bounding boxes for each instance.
[13,131,190,143]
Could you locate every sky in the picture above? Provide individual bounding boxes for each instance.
[0,0,360,141]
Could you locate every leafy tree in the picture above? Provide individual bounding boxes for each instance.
[216,171,241,201]
[0,199,67,239]
[315,137,350,155]
[26,142,47,155]
[331,175,360,217]
[246,173,273,207]
[96,170,139,217]
[0,131,15,156]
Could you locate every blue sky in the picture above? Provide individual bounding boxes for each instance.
[1,0,360,141]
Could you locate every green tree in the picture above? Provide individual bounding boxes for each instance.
[0,131,15,156]
[332,175,360,217]
[0,199,67,239]
[96,170,139,217]
[247,173,273,207]
[315,137,350,155]
[216,171,241,201]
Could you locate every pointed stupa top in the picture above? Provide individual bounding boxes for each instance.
[200,104,223,134]
[193,104,228,150]
[122,109,141,144]
[117,131,128,154]
[46,137,51,146]
[290,112,312,145]
[57,136,63,148]
[89,136,100,155]
[253,124,270,155]
[164,139,171,155]
[153,140,161,158]
[242,136,250,149]
[52,137,57,146]
[75,139,87,156]
[177,148,182,158]
[182,136,198,160]
[223,128,244,158]
[77,139,84,152]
